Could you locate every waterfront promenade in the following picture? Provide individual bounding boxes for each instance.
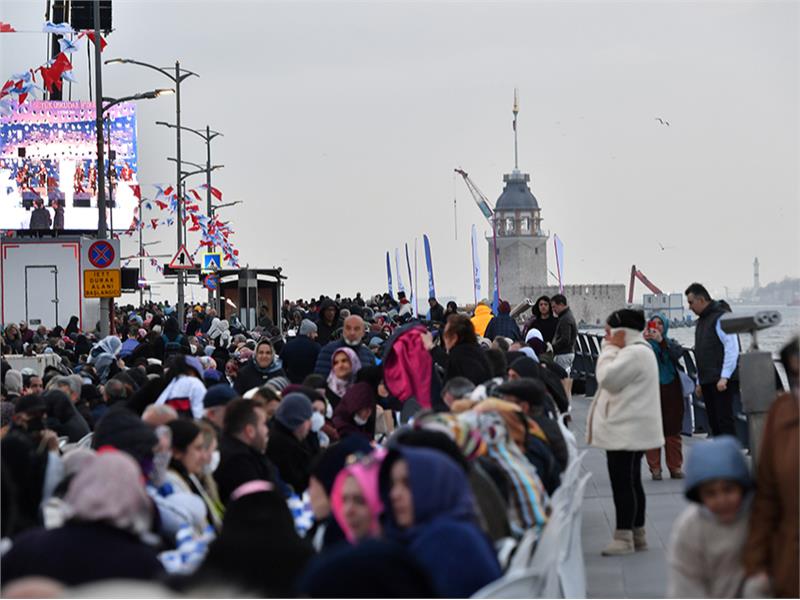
[572,395,702,599]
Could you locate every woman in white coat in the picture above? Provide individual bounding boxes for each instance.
[587,309,663,556]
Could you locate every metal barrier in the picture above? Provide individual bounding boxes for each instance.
[571,332,787,451]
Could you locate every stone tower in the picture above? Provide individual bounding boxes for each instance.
[487,91,549,305]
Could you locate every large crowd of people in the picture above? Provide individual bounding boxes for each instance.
[0,286,796,598]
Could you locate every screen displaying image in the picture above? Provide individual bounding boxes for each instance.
[0,100,138,231]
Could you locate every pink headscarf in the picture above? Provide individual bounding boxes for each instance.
[326,346,362,399]
[330,448,386,543]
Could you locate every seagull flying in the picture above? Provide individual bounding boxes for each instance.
[655,117,670,126]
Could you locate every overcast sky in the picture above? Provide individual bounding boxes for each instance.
[2,0,798,303]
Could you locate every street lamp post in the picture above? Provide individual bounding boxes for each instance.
[158,122,223,307]
[106,57,198,331]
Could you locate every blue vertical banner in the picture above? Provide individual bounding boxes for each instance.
[423,234,436,299]
[405,242,415,314]
[554,234,565,293]
[471,224,481,305]
[394,248,405,293]
[386,251,393,297]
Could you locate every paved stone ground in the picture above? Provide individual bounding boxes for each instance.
[571,394,702,599]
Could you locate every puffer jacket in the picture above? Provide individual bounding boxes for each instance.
[470,305,493,338]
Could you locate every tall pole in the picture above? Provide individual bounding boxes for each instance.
[512,88,519,170]
[138,197,144,308]
[93,1,110,337]
[175,61,185,330]
[205,125,214,307]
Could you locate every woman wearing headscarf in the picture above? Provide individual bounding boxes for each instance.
[325,347,362,409]
[643,312,686,480]
[587,308,662,556]
[166,419,223,532]
[1,451,164,586]
[332,382,377,440]
[330,449,386,544]
[64,315,80,336]
[87,335,122,383]
[378,445,502,598]
[234,339,287,394]
[3,324,24,354]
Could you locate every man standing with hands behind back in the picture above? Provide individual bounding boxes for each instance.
[685,283,739,437]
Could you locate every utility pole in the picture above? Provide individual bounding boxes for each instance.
[93,1,110,337]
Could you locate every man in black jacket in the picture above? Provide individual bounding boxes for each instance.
[266,393,318,494]
[550,294,578,397]
[215,398,283,503]
[685,282,740,436]
[281,319,321,384]
[428,297,445,324]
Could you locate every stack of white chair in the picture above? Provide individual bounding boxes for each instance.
[473,451,591,599]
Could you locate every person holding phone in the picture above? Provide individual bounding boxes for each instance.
[643,313,685,480]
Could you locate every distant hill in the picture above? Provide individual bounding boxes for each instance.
[740,277,800,305]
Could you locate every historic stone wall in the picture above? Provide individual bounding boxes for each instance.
[487,235,548,304]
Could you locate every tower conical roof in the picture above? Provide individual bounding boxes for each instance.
[495,169,539,211]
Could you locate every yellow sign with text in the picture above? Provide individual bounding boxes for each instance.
[84,269,121,298]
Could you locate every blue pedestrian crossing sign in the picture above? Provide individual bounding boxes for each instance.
[201,252,222,273]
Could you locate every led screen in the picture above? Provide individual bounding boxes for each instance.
[0,100,138,231]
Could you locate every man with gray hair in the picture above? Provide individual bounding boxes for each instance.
[51,375,82,405]
[280,319,322,384]
[313,315,376,377]
[441,376,476,409]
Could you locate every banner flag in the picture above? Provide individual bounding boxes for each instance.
[554,234,565,293]
[413,238,420,317]
[471,224,481,305]
[405,242,414,312]
[423,234,436,299]
[386,251,393,297]
[394,248,405,293]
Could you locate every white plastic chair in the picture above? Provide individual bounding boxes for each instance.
[558,412,579,465]
[558,472,592,599]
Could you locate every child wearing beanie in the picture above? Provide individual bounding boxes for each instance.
[667,436,753,598]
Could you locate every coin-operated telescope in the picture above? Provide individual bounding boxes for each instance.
[719,310,782,467]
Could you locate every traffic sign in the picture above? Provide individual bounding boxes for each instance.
[203,273,220,291]
[169,244,194,270]
[84,269,121,298]
[201,252,222,273]
[81,238,120,271]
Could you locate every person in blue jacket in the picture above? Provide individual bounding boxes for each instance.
[378,445,501,598]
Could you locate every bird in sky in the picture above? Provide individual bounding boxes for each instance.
[655,117,670,126]
[657,241,675,251]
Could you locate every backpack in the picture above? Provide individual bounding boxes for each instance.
[162,334,184,357]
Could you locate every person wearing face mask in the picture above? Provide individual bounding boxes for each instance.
[325,348,362,410]
[313,315,376,378]
[265,393,319,494]
[332,382,377,441]
[234,339,288,395]
[165,419,223,532]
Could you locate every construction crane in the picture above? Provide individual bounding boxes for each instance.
[454,168,501,303]
[628,264,664,304]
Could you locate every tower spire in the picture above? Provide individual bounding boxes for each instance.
[512,88,519,170]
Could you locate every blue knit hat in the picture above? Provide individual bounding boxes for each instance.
[204,383,238,408]
[684,435,753,502]
[276,392,313,430]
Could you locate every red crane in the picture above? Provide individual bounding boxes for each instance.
[628,265,664,303]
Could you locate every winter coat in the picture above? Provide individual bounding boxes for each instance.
[586,328,664,451]
[552,307,578,355]
[234,358,287,394]
[445,342,493,386]
[332,382,377,440]
[523,315,558,345]
[470,304,493,337]
[214,434,279,505]
[1,522,164,586]
[668,503,749,598]
[484,313,522,342]
[29,207,51,229]
[313,340,376,377]
[743,392,799,598]
[280,335,321,384]
[429,302,445,323]
[315,300,342,346]
[380,446,502,598]
[266,420,318,494]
